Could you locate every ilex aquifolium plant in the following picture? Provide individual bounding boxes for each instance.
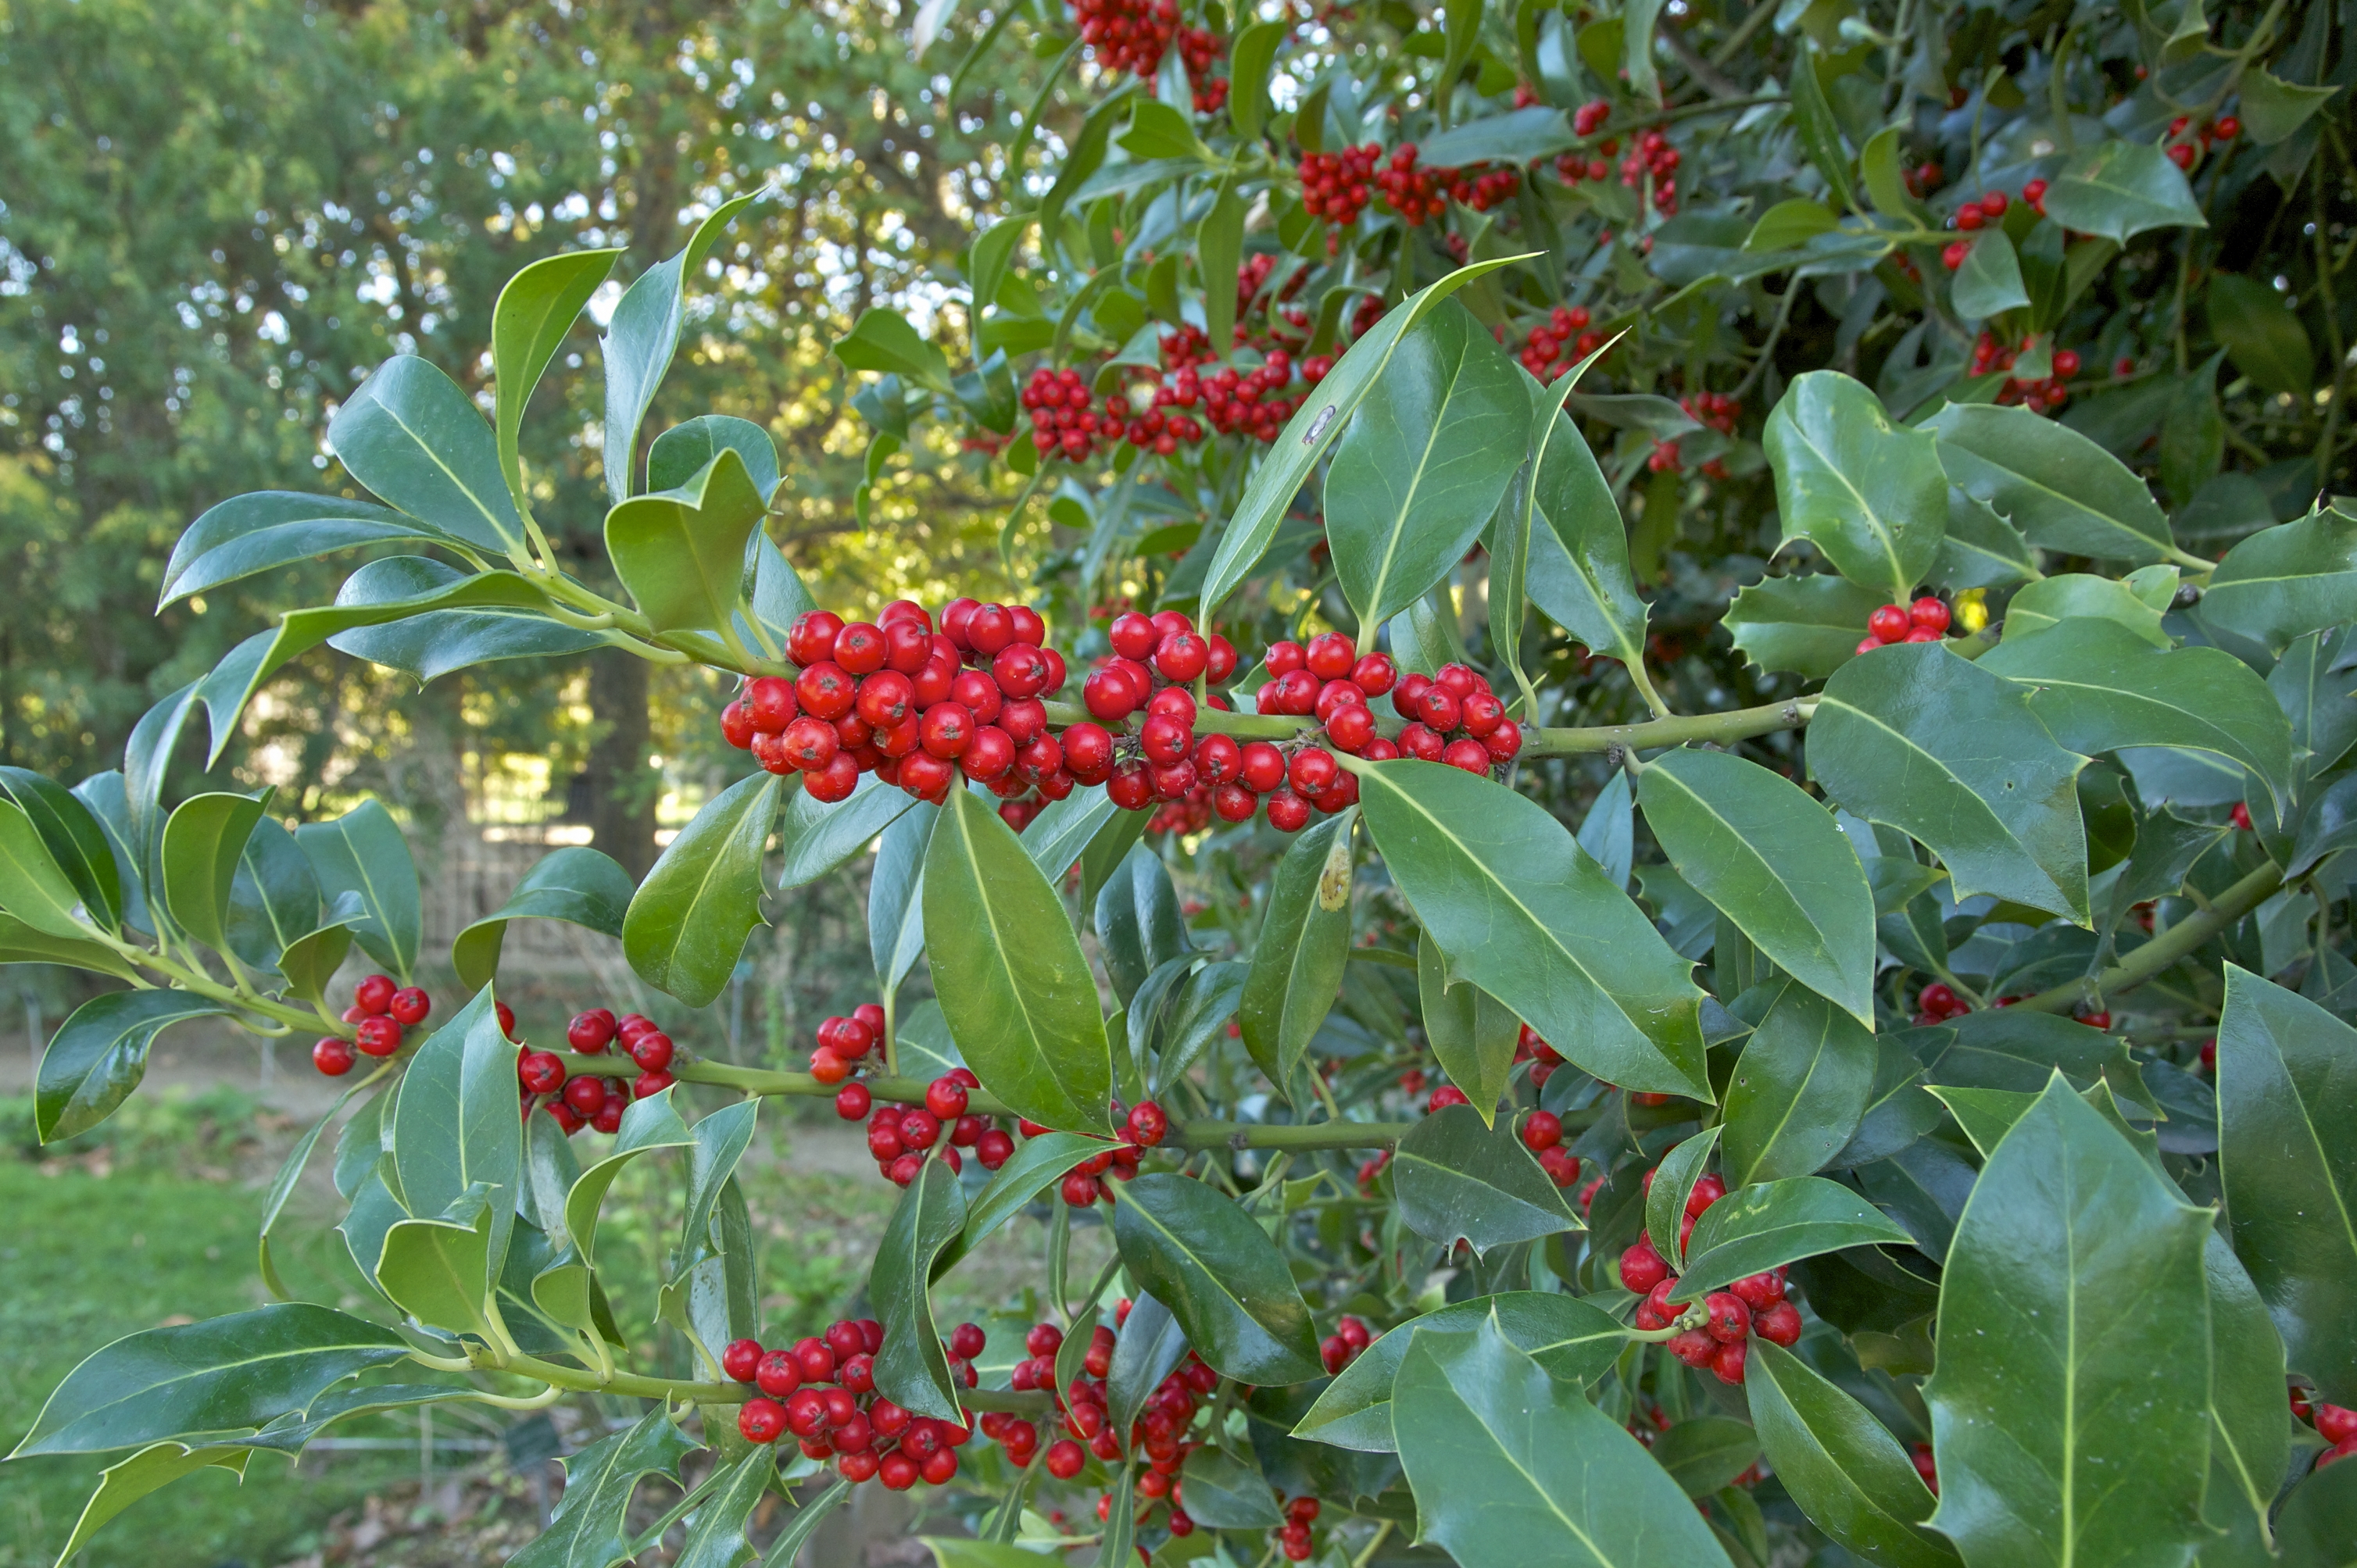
[8,0,2357,1559]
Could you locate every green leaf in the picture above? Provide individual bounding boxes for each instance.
[1393,1315,1736,1568]
[1522,374,1653,679]
[1765,372,1949,604]
[624,772,780,1008]
[53,1441,252,1562]
[604,448,766,638]
[2238,70,2341,144]
[1723,981,1880,1186]
[1229,19,1289,141]
[834,306,953,393]
[1640,748,1877,1025]
[1922,1009,2155,1113]
[2199,505,2357,654]
[159,491,462,609]
[671,1446,777,1568]
[1648,1127,1722,1266]
[649,414,781,501]
[1668,1177,1913,1301]
[377,1209,496,1339]
[224,817,320,973]
[509,1407,699,1568]
[389,988,521,1293]
[1416,934,1520,1124]
[1981,616,2294,810]
[1357,760,1711,1098]
[1292,1291,1626,1452]
[1927,402,2178,563]
[535,1091,696,1333]
[1808,643,2091,923]
[1923,1076,2215,1566]
[601,195,762,503]
[924,787,1112,1134]
[1177,1445,1286,1527]
[1094,842,1192,1006]
[258,1081,365,1298]
[775,771,917,890]
[327,355,528,559]
[2002,572,2170,645]
[1933,488,2040,591]
[1393,1103,1583,1255]
[1654,1416,1762,1498]
[277,911,358,1012]
[1240,809,1354,1089]
[0,798,100,941]
[321,557,617,684]
[1197,177,1246,364]
[1107,1291,1190,1442]
[1951,230,2032,320]
[452,845,632,991]
[1744,1339,1957,1566]
[2216,965,2357,1405]
[867,800,935,998]
[1198,256,1527,624]
[0,913,140,980]
[1327,298,1530,634]
[1725,573,1887,678]
[2209,273,2314,398]
[294,798,422,982]
[2041,138,2208,242]
[2273,1456,2357,1566]
[940,1131,1103,1277]
[0,767,120,931]
[1418,105,1583,166]
[1745,198,1842,252]
[1019,784,1118,883]
[2203,1228,2291,1537]
[9,1303,411,1457]
[1787,50,1858,211]
[1152,960,1246,1095]
[492,248,621,512]
[36,990,233,1144]
[159,791,266,956]
[871,1155,971,1420]
[1111,1172,1322,1384]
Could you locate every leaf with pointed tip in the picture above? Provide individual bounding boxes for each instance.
[509,1408,699,1568]
[1018,784,1118,883]
[601,195,763,502]
[377,1208,496,1339]
[1648,1127,1722,1266]
[1394,1316,1736,1568]
[1808,643,2091,923]
[0,913,139,980]
[937,1131,1103,1277]
[492,248,621,509]
[605,448,766,638]
[1668,1177,1913,1301]
[2198,505,2357,655]
[159,491,466,609]
[36,991,234,1144]
[1523,395,1651,677]
[1416,933,1518,1124]
[0,797,98,941]
[868,801,935,997]
[1723,982,1879,1186]
[224,816,320,973]
[1921,1009,2155,1113]
[1726,573,1887,679]
[1240,810,1354,1091]
[1766,372,1948,603]
[1177,1445,1286,1527]
[534,1091,696,1334]
[1744,1338,1957,1566]
[624,772,779,1007]
[52,1440,253,1562]
[327,355,528,558]
[453,845,632,990]
[1393,1104,1583,1255]
[295,798,421,982]
[390,989,520,1293]
[1923,1077,2214,1567]
[159,791,267,956]
[1357,760,1711,1098]
[0,766,121,932]
[668,1445,776,1568]
[871,1156,970,1420]
[1107,1292,1190,1443]
[1641,748,1877,1025]
[1093,841,1192,1005]
[923,787,1112,1134]
[1926,402,2176,563]
[774,771,917,891]
[1111,1173,1322,1385]
[2040,138,2207,242]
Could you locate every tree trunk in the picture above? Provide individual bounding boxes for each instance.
[581,649,659,880]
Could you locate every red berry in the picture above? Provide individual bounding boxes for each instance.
[722,1338,764,1382]
[1266,791,1311,833]
[628,1031,674,1072]
[563,1074,610,1116]
[1110,612,1160,660]
[1538,1147,1582,1186]
[1711,1338,1749,1384]
[1620,1238,1671,1294]
[1264,640,1306,677]
[1869,604,1912,643]
[1441,738,1491,775]
[739,1397,787,1444]
[1756,1301,1803,1346]
[1704,1291,1752,1343]
[518,1050,567,1095]
[756,1349,803,1397]
[787,610,844,666]
[950,1321,987,1359]
[353,974,396,1014]
[1062,1171,1101,1205]
[747,675,798,730]
[1128,1101,1168,1146]
[1729,1271,1785,1310]
[926,1077,970,1120]
[1520,1110,1562,1152]
[1289,746,1339,796]
[312,1037,355,1076]
[1909,597,1951,633]
[1046,1439,1086,1478]
[356,1016,403,1057]
[1239,741,1288,794]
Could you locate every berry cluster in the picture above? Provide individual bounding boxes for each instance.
[720,599,1072,828]
[1518,1022,1568,1086]
[2164,113,2237,171]
[1385,659,1525,775]
[1317,1313,1372,1374]
[1912,980,1972,1027]
[1373,145,1449,226]
[310,973,433,1076]
[1518,305,1601,380]
[1176,25,1225,114]
[1571,98,1611,138]
[2302,1391,2357,1468]
[1075,608,1261,817]
[842,1070,1018,1187]
[1446,164,1521,211]
[1619,1173,1801,1385]
[1854,596,1952,656]
[1515,1109,1584,1188]
[1021,1303,1221,1539]
[804,1002,888,1084]
[1968,332,2082,414]
[1272,1495,1323,1561]
[1618,129,1681,213]
[1298,144,1380,226]
[1021,366,1126,463]
[1554,148,1615,184]
[1679,389,1740,434]
[1904,159,1944,197]
[726,1319,982,1489]
[1072,0,1178,77]
[515,1009,678,1135]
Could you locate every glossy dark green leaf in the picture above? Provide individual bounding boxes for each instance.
[1923,1076,2214,1566]
[277,902,360,1011]
[1766,372,1948,603]
[390,989,520,1291]
[2287,770,2357,878]
[1018,784,1117,882]
[1787,50,1857,212]
[0,766,121,931]
[1152,960,1246,1095]
[1326,298,1530,631]
[492,248,621,509]
[1177,1444,1285,1527]
[159,791,266,955]
[1197,179,1244,362]
[1668,1177,1912,1301]
[158,491,461,609]
[1107,1291,1189,1443]
[452,845,631,990]
[2201,1228,2291,1535]
[295,798,421,982]
[9,1303,411,1457]
[327,597,616,684]
[1921,1009,2155,1113]
[1240,809,1354,1089]
[2199,505,2357,655]
[1951,230,2031,319]
[1855,1137,1978,1263]
[1416,933,1519,1123]
[1723,982,1879,1186]
[1933,488,2040,591]
[2271,626,2357,783]
[123,684,199,895]
[1357,760,1711,1098]
[1744,1338,1957,1566]
[1648,1127,1722,1266]
[0,796,95,940]
[1293,1291,1627,1452]
[36,991,233,1144]
[2208,273,2314,398]
[833,305,953,392]
[326,355,528,557]
[2216,965,2357,1405]
[871,1155,970,1421]
[2040,138,2207,241]
[1982,617,2294,811]
[775,771,917,890]
[1725,573,1887,679]
[623,772,779,1008]
[1394,1103,1582,1255]
[939,1131,1103,1277]
[377,1206,497,1339]
[601,195,761,502]
[52,1441,253,1561]
[604,448,765,639]
[650,414,781,501]
[1111,1173,1321,1384]
[1198,257,1525,624]
[1393,1316,1736,1567]
[867,800,935,998]
[0,913,138,979]
[2273,1455,2357,1567]
[258,1080,365,1298]
[1094,841,1191,1005]
[1653,1416,1762,1498]
[1641,748,1877,1025]
[1926,402,2177,563]
[223,816,319,973]
[671,1445,776,1568]
[925,786,1112,1134]
[509,1406,699,1568]
[1809,643,2091,923]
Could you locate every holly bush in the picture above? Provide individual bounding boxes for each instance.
[6,0,2357,1563]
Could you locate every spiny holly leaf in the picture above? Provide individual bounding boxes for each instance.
[1668,1177,1912,1300]
[507,1406,698,1568]
[1393,1103,1581,1256]
[1765,370,1947,604]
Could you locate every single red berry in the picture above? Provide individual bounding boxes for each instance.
[356,1016,403,1057]
[835,1083,871,1120]
[1869,604,1911,643]
[977,1128,1015,1169]
[1756,1301,1804,1346]
[1538,1147,1582,1186]
[631,1068,674,1100]
[950,1321,988,1359]
[1620,1238,1671,1294]
[810,1048,851,1084]
[1711,1338,1749,1385]
[2231,802,2253,830]
[722,1338,764,1382]
[739,1397,787,1444]
[1729,1271,1785,1310]
[1668,1328,1719,1367]
[1062,1171,1101,1206]
[353,974,396,1014]
[1520,1110,1562,1152]
[756,1348,803,1397]
[628,1031,674,1072]
[1704,1291,1752,1343]
[1441,738,1491,775]
[563,1074,610,1116]
[1289,747,1339,796]
[312,1037,356,1076]
[926,1077,970,1120]
[1046,1439,1086,1479]
[1909,597,1951,633]
[567,1009,617,1052]
[1127,1101,1168,1147]
[518,1051,567,1095]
